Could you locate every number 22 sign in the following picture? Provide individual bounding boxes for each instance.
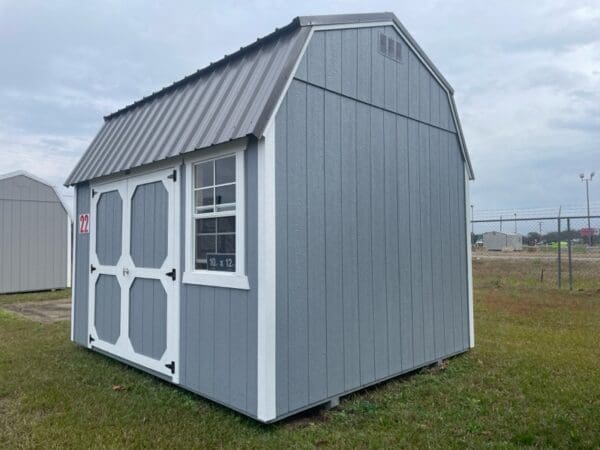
[79,213,90,234]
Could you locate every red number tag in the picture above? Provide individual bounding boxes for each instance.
[79,213,90,234]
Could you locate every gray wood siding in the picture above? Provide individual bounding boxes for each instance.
[295,26,457,133]
[94,274,121,344]
[0,175,69,294]
[130,181,168,268]
[95,190,123,266]
[129,278,167,359]
[275,26,469,416]
[73,183,90,345]
[179,139,258,417]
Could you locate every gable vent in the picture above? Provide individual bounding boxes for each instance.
[377,32,403,63]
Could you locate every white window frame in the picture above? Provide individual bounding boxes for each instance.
[182,140,249,290]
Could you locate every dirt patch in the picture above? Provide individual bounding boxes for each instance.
[1,298,70,323]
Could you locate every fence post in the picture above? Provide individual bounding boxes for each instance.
[557,217,562,289]
[567,218,573,290]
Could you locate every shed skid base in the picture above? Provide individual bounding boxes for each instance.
[324,397,340,410]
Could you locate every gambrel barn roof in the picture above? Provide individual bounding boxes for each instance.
[66,12,473,186]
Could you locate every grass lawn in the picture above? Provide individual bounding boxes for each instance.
[1,278,599,448]
[0,288,70,306]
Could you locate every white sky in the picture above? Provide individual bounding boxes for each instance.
[0,0,598,213]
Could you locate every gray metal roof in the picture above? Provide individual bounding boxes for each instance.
[66,12,473,185]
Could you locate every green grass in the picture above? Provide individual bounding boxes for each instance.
[1,284,599,448]
[0,288,70,306]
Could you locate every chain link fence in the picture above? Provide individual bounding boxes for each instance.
[471,215,600,290]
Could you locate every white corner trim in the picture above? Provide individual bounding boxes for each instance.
[465,166,474,348]
[256,121,277,421]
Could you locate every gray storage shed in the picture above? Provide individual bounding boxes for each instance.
[66,12,474,423]
[0,171,72,294]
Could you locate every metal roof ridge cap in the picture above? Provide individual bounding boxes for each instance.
[297,12,395,26]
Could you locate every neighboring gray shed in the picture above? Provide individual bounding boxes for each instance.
[0,171,72,294]
[66,12,474,423]
[483,231,523,251]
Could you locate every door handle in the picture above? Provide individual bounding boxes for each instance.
[123,267,129,276]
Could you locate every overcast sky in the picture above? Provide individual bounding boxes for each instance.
[0,0,598,215]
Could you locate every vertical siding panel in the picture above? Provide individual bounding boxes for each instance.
[384,27,397,112]
[371,108,388,378]
[229,289,248,411]
[408,119,424,366]
[325,30,342,93]
[384,112,401,373]
[408,52,420,120]
[184,289,201,391]
[325,91,344,395]
[341,29,358,98]
[198,287,215,394]
[73,183,90,345]
[286,80,309,411]
[419,65,431,124]
[431,82,441,128]
[357,28,372,103]
[245,140,259,415]
[430,128,445,359]
[420,124,435,362]
[397,117,413,370]
[371,27,385,108]
[275,97,289,415]
[441,132,455,354]
[307,31,326,87]
[340,98,360,390]
[356,102,375,383]
[397,41,409,116]
[214,289,231,401]
[306,85,327,403]
[449,138,461,353]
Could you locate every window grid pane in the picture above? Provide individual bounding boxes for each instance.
[193,150,237,273]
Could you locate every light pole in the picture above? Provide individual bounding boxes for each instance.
[514,213,517,234]
[470,204,474,237]
[580,172,595,246]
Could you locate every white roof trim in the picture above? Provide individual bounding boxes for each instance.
[0,170,73,220]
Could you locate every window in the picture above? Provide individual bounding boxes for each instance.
[183,142,248,289]
[193,155,237,271]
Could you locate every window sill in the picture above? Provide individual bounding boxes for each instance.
[182,271,250,290]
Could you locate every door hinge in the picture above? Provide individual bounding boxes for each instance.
[91,189,97,198]
[89,334,95,344]
[90,264,96,273]
[165,361,175,374]
[165,269,176,281]
[167,170,177,182]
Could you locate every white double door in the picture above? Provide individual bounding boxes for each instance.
[88,167,179,382]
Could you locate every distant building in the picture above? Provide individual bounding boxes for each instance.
[483,231,523,251]
[0,171,72,294]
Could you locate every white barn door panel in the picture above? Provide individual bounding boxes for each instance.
[88,168,180,382]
